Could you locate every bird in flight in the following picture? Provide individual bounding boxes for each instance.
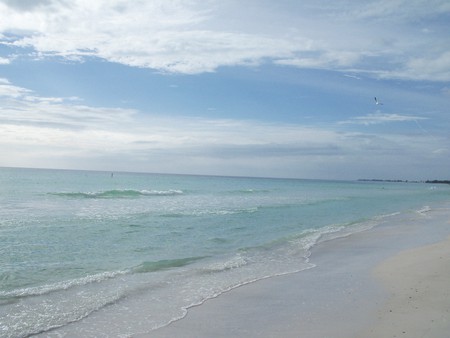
[374,97,383,105]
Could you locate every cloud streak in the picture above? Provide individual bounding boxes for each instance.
[341,113,427,126]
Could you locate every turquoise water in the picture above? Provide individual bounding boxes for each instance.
[1,167,449,337]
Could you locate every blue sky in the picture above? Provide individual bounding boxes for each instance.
[0,0,449,180]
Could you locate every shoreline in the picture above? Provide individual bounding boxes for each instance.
[147,203,450,338]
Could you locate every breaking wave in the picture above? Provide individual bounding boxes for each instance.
[50,189,184,199]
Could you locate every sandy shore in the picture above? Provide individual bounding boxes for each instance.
[147,205,450,338]
[364,236,450,338]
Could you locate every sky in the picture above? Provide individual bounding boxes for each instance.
[0,0,449,180]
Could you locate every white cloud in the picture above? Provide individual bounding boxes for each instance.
[276,50,362,69]
[390,52,450,81]
[0,80,137,131]
[348,0,450,21]
[341,113,427,126]
[0,56,10,64]
[0,0,449,80]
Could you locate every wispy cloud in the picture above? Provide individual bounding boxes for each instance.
[347,0,450,21]
[0,78,32,97]
[340,113,427,126]
[0,79,134,129]
[1,0,449,80]
[343,74,361,80]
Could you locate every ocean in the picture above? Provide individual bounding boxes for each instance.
[1,167,449,337]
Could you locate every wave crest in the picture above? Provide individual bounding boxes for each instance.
[0,270,128,300]
[50,189,184,199]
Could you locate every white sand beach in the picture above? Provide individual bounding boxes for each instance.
[365,235,450,338]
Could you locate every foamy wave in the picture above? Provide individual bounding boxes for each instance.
[417,205,431,215]
[290,213,400,255]
[226,189,271,195]
[162,207,259,217]
[307,213,402,250]
[191,207,259,216]
[202,254,248,273]
[51,189,183,199]
[0,270,128,299]
[293,227,341,250]
[141,189,184,196]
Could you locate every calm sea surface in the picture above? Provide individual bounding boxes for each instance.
[1,167,449,337]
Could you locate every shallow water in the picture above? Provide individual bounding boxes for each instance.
[1,167,449,337]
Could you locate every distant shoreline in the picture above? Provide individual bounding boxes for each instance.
[358,179,450,184]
